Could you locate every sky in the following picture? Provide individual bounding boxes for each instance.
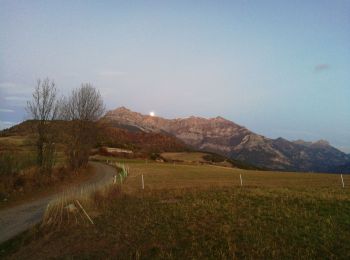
[1,0,349,152]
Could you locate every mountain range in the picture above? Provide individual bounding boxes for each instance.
[104,107,350,173]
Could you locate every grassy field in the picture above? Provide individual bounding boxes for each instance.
[160,151,265,169]
[161,152,208,162]
[2,156,350,259]
[0,135,66,164]
[93,156,350,191]
[0,136,34,152]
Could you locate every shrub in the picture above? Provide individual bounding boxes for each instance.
[150,153,160,160]
[0,152,36,177]
[0,151,36,197]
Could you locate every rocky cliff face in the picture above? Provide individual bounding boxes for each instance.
[104,107,350,172]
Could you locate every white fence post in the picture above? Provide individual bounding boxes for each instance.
[341,174,345,188]
[240,174,243,187]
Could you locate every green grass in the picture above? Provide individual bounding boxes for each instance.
[2,156,350,259]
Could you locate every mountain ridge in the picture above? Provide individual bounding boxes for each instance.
[104,107,350,172]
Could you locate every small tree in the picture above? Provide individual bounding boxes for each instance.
[61,83,105,170]
[26,78,59,174]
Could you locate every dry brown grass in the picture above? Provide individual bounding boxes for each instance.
[42,184,122,229]
[4,185,350,259]
[117,159,350,191]
[0,164,98,210]
[161,152,208,162]
[2,157,349,259]
[41,162,129,229]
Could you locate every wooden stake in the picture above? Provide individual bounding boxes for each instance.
[76,200,94,225]
[240,174,243,187]
[341,174,345,188]
[141,174,144,189]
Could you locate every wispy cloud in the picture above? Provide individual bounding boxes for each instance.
[3,96,28,107]
[98,70,126,77]
[0,82,18,89]
[0,120,17,130]
[0,108,14,113]
[0,82,31,95]
[4,96,28,101]
[314,64,330,72]
[0,82,31,107]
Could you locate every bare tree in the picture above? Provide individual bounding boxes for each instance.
[27,78,59,173]
[61,83,105,170]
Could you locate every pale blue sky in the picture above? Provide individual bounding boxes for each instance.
[1,0,349,152]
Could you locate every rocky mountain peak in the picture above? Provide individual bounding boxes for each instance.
[102,107,350,172]
[293,139,331,148]
[111,106,131,113]
[312,139,330,147]
[213,116,227,121]
[293,139,313,146]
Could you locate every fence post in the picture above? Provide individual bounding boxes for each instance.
[240,174,243,187]
[341,174,345,188]
[141,174,144,189]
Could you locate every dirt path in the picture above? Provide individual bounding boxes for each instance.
[0,161,116,244]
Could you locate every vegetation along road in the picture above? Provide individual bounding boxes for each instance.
[0,162,116,244]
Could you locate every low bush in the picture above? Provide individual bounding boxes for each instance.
[0,151,74,200]
[0,152,36,198]
[0,151,36,176]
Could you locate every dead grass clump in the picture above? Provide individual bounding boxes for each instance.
[42,183,122,230]
[92,185,122,209]
[42,189,96,229]
[41,161,130,230]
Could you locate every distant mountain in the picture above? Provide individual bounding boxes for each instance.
[104,107,350,172]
